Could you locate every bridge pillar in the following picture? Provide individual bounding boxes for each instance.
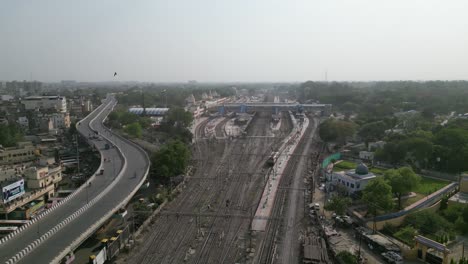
[240,104,246,113]
[218,106,225,116]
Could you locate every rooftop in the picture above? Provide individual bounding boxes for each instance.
[23,96,64,100]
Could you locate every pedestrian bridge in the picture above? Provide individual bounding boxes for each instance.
[210,102,332,115]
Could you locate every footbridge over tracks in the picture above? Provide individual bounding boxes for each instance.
[212,102,332,115]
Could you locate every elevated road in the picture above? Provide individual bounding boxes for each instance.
[0,95,150,264]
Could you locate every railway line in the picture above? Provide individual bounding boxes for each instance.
[256,115,321,264]
[122,111,293,264]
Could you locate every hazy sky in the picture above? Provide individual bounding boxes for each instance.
[1,0,468,82]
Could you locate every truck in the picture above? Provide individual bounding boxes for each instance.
[99,169,104,175]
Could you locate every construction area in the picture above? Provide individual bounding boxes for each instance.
[118,102,326,264]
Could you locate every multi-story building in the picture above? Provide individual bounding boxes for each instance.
[0,142,37,165]
[49,112,71,129]
[21,96,67,113]
[17,116,29,128]
[0,163,62,219]
[24,165,62,190]
[6,81,41,97]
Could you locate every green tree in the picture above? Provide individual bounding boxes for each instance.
[124,122,142,138]
[336,251,358,264]
[393,225,417,246]
[404,210,452,236]
[324,195,352,215]
[404,138,433,169]
[384,167,421,209]
[166,107,193,128]
[151,140,191,182]
[0,124,23,147]
[120,111,139,126]
[319,119,355,144]
[358,121,387,145]
[361,177,393,228]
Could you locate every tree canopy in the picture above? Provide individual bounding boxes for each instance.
[361,177,393,218]
[151,140,191,182]
[165,107,194,128]
[319,119,356,144]
[375,121,468,173]
[384,167,420,209]
[336,251,358,264]
[358,121,387,145]
[324,195,352,215]
[124,122,143,138]
[0,124,23,147]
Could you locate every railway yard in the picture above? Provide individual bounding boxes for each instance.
[120,107,324,264]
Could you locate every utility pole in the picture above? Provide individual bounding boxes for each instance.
[462,242,465,260]
[357,232,362,262]
[75,134,80,177]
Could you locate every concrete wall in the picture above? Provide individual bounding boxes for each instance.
[366,201,441,231]
[460,175,468,193]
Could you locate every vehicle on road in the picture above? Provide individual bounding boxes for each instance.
[381,251,403,264]
[266,151,279,166]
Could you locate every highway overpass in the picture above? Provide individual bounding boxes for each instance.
[0,95,150,264]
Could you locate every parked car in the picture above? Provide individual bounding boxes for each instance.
[381,251,403,264]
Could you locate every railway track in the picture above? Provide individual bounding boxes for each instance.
[125,112,293,264]
[192,112,284,264]
[256,116,320,264]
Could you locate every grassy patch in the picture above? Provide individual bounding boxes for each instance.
[334,160,357,170]
[413,177,449,195]
[369,167,387,175]
[401,193,425,209]
[394,226,417,247]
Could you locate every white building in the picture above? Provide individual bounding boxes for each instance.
[22,96,67,113]
[17,116,29,128]
[328,163,377,195]
[49,112,70,129]
[359,151,375,161]
[368,141,386,151]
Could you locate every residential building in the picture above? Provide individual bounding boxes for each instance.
[21,96,67,112]
[0,142,37,165]
[359,151,375,162]
[49,112,71,129]
[368,141,386,151]
[24,165,62,190]
[0,162,61,219]
[17,116,29,128]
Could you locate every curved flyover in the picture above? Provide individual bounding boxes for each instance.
[0,95,150,264]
